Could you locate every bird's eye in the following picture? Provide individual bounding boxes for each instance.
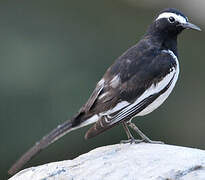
[168,16,175,23]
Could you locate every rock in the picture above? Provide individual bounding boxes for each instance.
[9,143,205,180]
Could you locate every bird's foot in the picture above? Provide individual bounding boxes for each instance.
[141,137,164,144]
[127,122,164,144]
[120,138,164,144]
[120,137,143,144]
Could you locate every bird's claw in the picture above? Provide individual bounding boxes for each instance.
[120,138,143,144]
[120,138,164,144]
[143,139,164,144]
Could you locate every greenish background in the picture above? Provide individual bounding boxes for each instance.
[1,1,205,179]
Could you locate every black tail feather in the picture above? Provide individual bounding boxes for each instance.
[8,119,73,175]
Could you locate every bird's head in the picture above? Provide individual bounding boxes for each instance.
[148,8,201,38]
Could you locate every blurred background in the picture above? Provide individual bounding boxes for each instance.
[1,0,205,179]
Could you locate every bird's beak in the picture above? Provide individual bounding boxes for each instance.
[181,22,201,31]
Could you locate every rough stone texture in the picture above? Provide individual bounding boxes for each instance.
[9,143,205,180]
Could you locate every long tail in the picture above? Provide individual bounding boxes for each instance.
[8,113,98,175]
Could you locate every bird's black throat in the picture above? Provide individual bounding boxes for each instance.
[145,23,179,56]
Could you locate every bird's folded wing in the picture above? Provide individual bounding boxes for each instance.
[85,73,175,139]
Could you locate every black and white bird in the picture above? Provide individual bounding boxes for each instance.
[9,8,201,175]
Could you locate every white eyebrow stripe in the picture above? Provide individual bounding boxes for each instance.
[156,12,187,24]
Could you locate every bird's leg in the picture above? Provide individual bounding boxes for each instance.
[122,121,132,139]
[120,122,143,144]
[127,122,164,144]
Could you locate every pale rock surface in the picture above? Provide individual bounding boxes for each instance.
[9,143,205,180]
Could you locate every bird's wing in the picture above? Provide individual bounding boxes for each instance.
[79,42,150,115]
[81,79,105,113]
[84,49,177,139]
